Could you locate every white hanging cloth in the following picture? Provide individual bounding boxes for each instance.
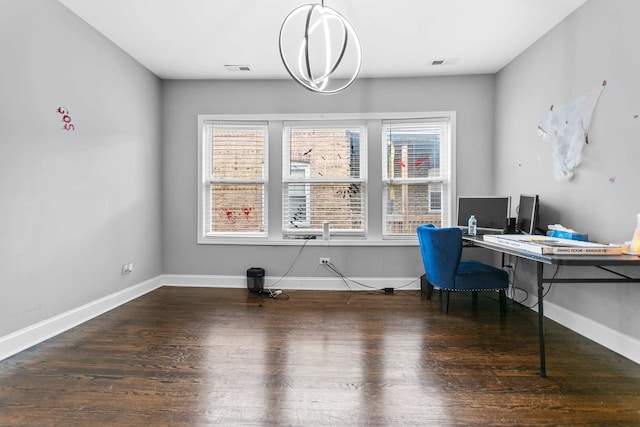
[537,81,606,181]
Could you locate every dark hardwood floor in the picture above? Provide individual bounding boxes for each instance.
[1,287,639,426]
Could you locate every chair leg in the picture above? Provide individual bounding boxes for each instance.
[499,289,507,314]
[442,290,450,313]
[420,274,434,300]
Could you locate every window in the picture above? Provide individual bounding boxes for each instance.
[282,121,366,238]
[382,118,451,238]
[197,112,455,244]
[198,121,268,241]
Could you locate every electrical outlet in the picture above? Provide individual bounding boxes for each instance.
[320,257,330,265]
[122,262,134,274]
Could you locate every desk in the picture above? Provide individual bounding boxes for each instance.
[463,235,640,377]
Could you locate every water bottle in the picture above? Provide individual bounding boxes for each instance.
[468,215,477,236]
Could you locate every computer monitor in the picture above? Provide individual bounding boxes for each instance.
[516,194,539,234]
[456,196,511,233]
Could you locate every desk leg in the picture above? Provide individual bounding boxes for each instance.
[537,262,547,378]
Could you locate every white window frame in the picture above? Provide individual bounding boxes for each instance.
[197,120,269,243]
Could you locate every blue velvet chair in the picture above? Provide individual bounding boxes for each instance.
[417,224,508,313]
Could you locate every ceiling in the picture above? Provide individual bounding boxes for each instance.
[56,0,587,80]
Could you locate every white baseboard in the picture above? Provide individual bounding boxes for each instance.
[161,274,420,292]
[2,274,638,367]
[525,294,640,365]
[0,275,163,362]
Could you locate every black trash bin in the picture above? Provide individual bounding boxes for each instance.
[246,267,265,293]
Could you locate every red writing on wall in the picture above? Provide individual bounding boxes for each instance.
[57,106,75,131]
[219,207,255,224]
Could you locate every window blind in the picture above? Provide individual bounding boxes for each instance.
[204,121,268,236]
[282,123,365,237]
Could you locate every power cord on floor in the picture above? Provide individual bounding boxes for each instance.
[322,261,419,293]
[258,289,290,300]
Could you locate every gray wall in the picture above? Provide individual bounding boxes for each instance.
[0,0,163,336]
[162,76,496,278]
[495,0,640,341]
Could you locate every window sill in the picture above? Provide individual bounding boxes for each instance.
[197,237,419,247]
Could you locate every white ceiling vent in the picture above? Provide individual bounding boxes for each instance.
[224,65,251,72]
[430,58,460,66]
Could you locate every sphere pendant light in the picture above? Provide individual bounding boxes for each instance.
[279,2,362,94]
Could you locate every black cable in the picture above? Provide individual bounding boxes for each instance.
[513,286,530,306]
[323,262,355,290]
[327,262,381,290]
[527,265,559,310]
[509,256,532,306]
[269,238,311,288]
[268,290,290,300]
[323,262,420,292]
[256,289,291,302]
[395,277,420,290]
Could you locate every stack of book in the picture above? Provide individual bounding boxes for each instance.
[482,234,622,255]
